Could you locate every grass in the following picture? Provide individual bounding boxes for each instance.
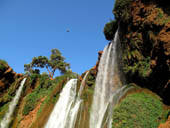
[112,92,164,128]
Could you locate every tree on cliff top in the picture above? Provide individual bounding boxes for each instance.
[24,49,70,78]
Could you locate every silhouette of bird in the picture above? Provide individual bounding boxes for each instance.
[66,30,70,32]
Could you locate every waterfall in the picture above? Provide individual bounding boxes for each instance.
[89,31,122,128]
[45,79,78,128]
[45,72,89,128]
[107,85,133,128]
[77,71,89,98]
[68,71,89,128]
[0,78,27,128]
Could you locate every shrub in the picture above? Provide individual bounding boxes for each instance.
[29,73,39,84]
[113,0,133,21]
[23,93,37,115]
[0,59,8,65]
[123,57,151,79]
[112,92,163,128]
[0,59,8,71]
[104,20,118,40]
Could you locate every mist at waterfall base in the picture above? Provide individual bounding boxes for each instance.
[0,78,27,128]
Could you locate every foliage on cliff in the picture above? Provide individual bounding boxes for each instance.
[104,0,170,104]
[112,90,168,128]
[104,20,118,40]
[0,60,8,72]
[11,71,78,128]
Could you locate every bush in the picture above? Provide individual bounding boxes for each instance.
[0,59,8,71]
[104,20,118,40]
[29,73,39,84]
[0,59,8,65]
[112,92,163,128]
[0,64,6,71]
[124,57,152,79]
[113,0,133,21]
[23,93,37,115]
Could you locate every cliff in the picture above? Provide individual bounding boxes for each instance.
[104,0,170,104]
[0,59,79,127]
[103,0,170,127]
[0,60,23,120]
[0,0,170,128]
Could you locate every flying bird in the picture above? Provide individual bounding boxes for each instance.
[66,29,70,32]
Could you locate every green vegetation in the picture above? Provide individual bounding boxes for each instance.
[0,59,8,71]
[103,20,118,40]
[112,92,163,128]
[23,74,56,115]
[124,57,152,78]
[22,71,78,116]
[0,78,21,120]
[0,103,9,120]
[86,73,95,87]
[155,8,170,25]
[113,0,133,21]
[24,49,70,78]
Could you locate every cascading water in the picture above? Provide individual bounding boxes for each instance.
[106,85,133,128]
[45,72,89,128]
[77,71,89,98]
[45,79,78,128]
[68,71,89,128]
[0,78,27,128]
[89,30,122,128]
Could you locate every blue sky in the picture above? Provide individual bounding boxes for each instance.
[0,0,115,75]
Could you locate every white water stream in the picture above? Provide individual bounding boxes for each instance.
[0,78,26,128]
[89,31,122,128]
[45,73,89,128]
[45,79,78,128]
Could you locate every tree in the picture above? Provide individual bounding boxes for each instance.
[24,49,70,78]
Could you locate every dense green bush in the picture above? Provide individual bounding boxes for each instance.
[112,92,163,128]
[124,57,152,79]
[103,20,118,40]
[0,59,8,65]
[113,0,133,21]
[0,59,8,71]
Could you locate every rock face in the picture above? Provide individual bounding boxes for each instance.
[105,0,170,104]
[0,67,16,92]
[0,61,22,93]
[0,60,23,94]
[0,61,24,121]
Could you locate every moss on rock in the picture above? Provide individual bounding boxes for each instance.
[112,91,164,128]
